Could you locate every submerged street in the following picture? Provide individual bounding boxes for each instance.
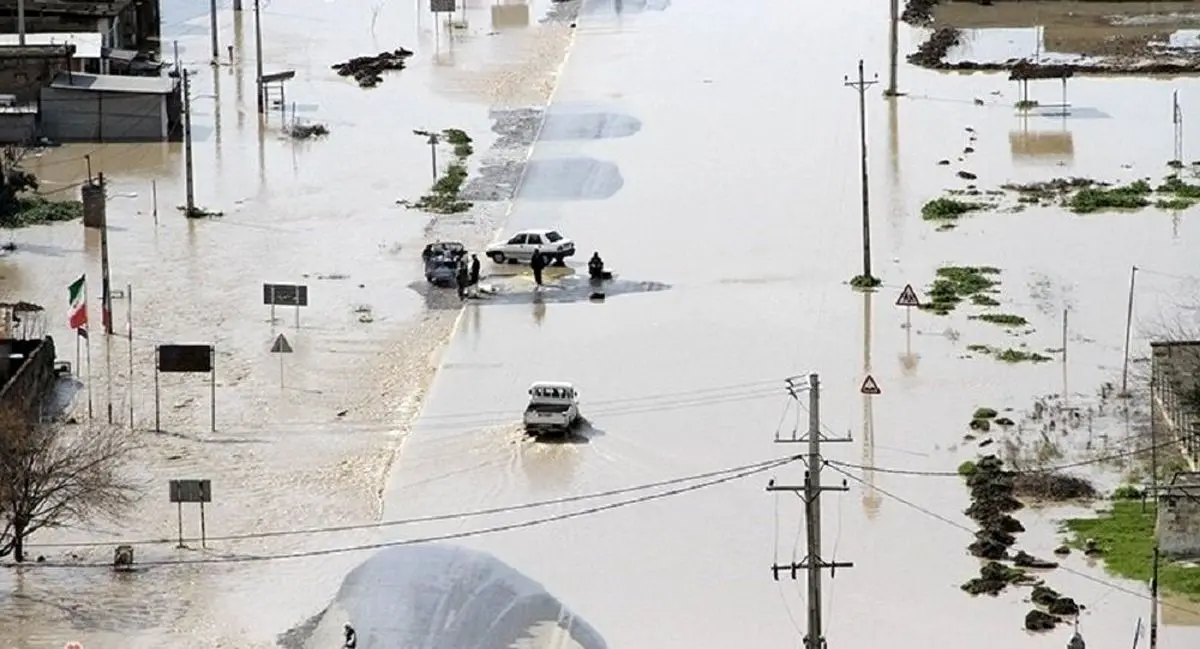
[0,0,1198,647]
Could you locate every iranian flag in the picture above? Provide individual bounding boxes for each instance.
[67,274,88,335]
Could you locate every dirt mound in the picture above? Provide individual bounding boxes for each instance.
[1025,609,1059,632]
[1012,472,1097,501]
[331,48,415,88]
[907,27,960,67]
[917,56,1200,76]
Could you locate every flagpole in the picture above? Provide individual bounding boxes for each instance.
[75,331,80,378]
[99,172,113,425]
[127,283,134,431]
[86,333,93,420]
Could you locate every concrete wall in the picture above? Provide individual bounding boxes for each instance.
[0,111,37,143]
[1158,473,1200,560]
[0,45,73,102]
[40,86,164,141]
[0,336,56,420]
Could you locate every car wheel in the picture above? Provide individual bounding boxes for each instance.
[551,255,566,267]
[489,252,506,263]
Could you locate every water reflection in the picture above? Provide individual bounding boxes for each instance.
[532,291,546,326]
[861,290,881,518]
[491,1,530,29]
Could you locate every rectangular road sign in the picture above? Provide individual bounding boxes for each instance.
[896,284,921,308]
[157,344,214,373]
[263,283,309,307]
[431,0,455,12]
[169,479,212,503]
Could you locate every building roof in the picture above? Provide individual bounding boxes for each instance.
[49,71,176,94]
[0,32,100,58]
[0,0,135,17]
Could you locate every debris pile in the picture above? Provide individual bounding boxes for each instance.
[289,123,330,140]
[907,27,960,68]
[900,0,940,26]
[1012,471,1097,502]
[331,48,414,88]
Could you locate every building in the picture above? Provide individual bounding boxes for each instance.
[0,42,72,102]
[0,31,99,69]
[0,0,160,52]
[1157,471,1200,560]
[1151,340,1200,470]
[39,70,179,141]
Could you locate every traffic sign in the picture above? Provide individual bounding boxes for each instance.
[271,334,293,354]
[896,284,921,308]
[860,375,881,395]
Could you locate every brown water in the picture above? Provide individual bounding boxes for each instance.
[2,0,1200,647]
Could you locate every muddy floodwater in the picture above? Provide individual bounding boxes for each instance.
[1,0,1200,647]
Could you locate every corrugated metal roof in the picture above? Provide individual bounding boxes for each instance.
[49,72,177,95]
[0,32,102,58]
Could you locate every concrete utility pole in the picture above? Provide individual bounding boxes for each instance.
[885,0,899,96]
[17,0,25,45]
[1149,386,1160,649]
[845,61,879,283]
[254,0,265,114]
[209,0,220,64]
[769,374,853,649]
[182,69,196,215]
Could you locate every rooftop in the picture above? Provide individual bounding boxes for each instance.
[0,32,100,58]
[0,0,135,17]
[49,71,176,94]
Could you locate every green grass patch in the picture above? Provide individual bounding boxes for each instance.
[1015,99,1039,110]
[973,407,998,420]
[1157,175,1200,199]
[958,460,978,477]
[1156,197,1196,210]
[921,197,990,223]
[970,313,1028,327]
[971,294,1000,306]
[0,197,84,227]
[921,266,1001,315]
[1067,180,1152,214]
[849,274,882,291]
[966,344,1053,364]
[1064,501,1200,600]
[1110,485,1144,500]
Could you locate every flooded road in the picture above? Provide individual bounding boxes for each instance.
[0,0,1199,647]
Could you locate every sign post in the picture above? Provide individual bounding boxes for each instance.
[896,283,922,371]
[262,282,309,328]
[168,479,212,548]
[154,344,216,433]
[270,333,293,388]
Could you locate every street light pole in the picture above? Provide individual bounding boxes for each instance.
[254,0,265,114]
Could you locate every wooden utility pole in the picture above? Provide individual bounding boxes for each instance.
[845,61,879,282]
[254,0,265,114]
[182,68,196,215]
[769,374,853,649]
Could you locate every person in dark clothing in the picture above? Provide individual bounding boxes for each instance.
[456,260,469,300]
[470,254,481,286]
[588,252,605,279]
[343,623,357,649]
[530,248,546,286]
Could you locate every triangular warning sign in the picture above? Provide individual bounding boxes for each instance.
[270,334,293,354]
[896,284,921,308]
[860,375,881,395]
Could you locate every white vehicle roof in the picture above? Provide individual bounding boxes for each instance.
[529,381,575,390]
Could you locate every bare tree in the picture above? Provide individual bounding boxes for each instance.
[0,410,139,562]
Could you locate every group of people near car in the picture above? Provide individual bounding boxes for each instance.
[423,242,609,300]
[453,253,482,301]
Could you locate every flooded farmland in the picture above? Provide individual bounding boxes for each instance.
[0,0,1199,648]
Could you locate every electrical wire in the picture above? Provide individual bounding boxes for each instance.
[821,462,1200,616]
[29,454,801,566]
[825,438,1184,477]
[28,453,801,549]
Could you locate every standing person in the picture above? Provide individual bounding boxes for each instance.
[470,253,481,287]
[530,248,546,287]
[343,623,357,649]
[456,259,469,300]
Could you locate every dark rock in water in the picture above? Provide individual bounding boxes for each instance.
[1048,596,1079,616]
[331,48,414,88]
[1053,545,1071,556]
[964,146,976,154]
[969,417,990,432]
[937,159,951,165]
[1024,609,1059,631]
[961,561,1031,596]
[958,170,978,180]
[1013,550,1058,569]
[995,416,1015,427]
[1084,539,1103,556]
[589,292,605,301]
[1031,585,1060,607]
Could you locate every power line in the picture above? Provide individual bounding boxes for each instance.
[825,438,1183,477]
[29,455,801,566]
[29,454,801,549]
[822,462,1200,616]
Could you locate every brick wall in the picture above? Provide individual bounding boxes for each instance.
[0,45,74,103]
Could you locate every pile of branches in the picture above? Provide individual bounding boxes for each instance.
[332,48,414,88]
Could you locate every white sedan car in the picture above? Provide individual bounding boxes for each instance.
[486,229,576,266]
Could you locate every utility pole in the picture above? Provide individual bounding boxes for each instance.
[17,0,25,45]
[845,61,879,283]
[885,0,899,96]
[254,0,265,114]
[1149,376,1160,649]
[1121,265,1138,396]
[182,68,196,215]
[209,0,220,64]
[98,173,114,425]
[768,374,853,649]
